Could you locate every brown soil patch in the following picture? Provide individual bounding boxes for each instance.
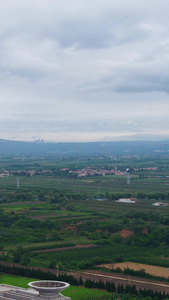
[30,214,60,219]
[60,206,67,211]
[84,180,94,182]
[100,262,169,279]
[118,229,134,238]
[61,226,78,232]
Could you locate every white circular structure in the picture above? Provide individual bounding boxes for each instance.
[28,281,70,299]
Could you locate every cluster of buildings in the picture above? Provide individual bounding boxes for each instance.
[0,170,53,177]
[133,167,158,171]
[0,166,158,179]
[116,199,169,206]
[0,170,9,178]
[62,168,126,177]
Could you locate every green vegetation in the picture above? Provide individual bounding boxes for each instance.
[0,274,112,299]
[1,153,169,297]
[0,274,37,288]
[0,274,111,298]
[1,195,169,270]
[0,268,168,300]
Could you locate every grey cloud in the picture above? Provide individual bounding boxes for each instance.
[0,113,168,133]
[0,0,149,50]
[113,71,169,94]
[0,0,169,141]
[50,13,147,49]
[94,55,169,94]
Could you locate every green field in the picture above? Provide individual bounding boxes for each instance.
[0,155,169,281]
[1,174,169,194]
[0,275,112,300]
[0,153,169,196]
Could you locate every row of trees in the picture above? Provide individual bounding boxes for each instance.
[2,189,169,203]
[0,263,168,300]
[137,192,169,200]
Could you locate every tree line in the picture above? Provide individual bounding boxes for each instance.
[0,263,168,300]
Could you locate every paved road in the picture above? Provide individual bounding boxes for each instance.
[66,269,169,293]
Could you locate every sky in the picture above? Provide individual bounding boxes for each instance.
[1,0,169,142]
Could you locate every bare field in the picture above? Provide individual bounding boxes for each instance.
[118,229,134,238]
[99,262,169,278]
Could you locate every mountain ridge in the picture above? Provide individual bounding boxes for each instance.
[0,138,169,155]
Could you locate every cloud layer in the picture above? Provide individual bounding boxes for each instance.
[0,0,169,141]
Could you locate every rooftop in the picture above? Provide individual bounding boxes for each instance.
[0,281,71,300]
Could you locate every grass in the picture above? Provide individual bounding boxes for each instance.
[2,203,91,218]
[0,274,112,299]
[0,274,37,288]
[63,286,112,299]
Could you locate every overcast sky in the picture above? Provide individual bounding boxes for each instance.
[0,0,169,142]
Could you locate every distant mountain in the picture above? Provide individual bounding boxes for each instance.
[0,139,169,156]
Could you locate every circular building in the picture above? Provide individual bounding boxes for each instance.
[28,280,70,299]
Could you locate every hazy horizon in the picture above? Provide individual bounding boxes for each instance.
[2,134,169,143]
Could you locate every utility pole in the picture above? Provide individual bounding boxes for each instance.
[17,177,20,188]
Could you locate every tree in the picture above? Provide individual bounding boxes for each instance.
[13,251,21,263]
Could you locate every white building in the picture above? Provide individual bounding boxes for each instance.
[0,281,71,300]
[116,198,136,203]
[152,202,169,207]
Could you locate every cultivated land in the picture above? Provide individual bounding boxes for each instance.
[100,262,169,278]
[1,153,169,296]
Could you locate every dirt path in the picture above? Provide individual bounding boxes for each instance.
[0,202,44,205]
[76,270,169,293]
[31,244,97,253]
